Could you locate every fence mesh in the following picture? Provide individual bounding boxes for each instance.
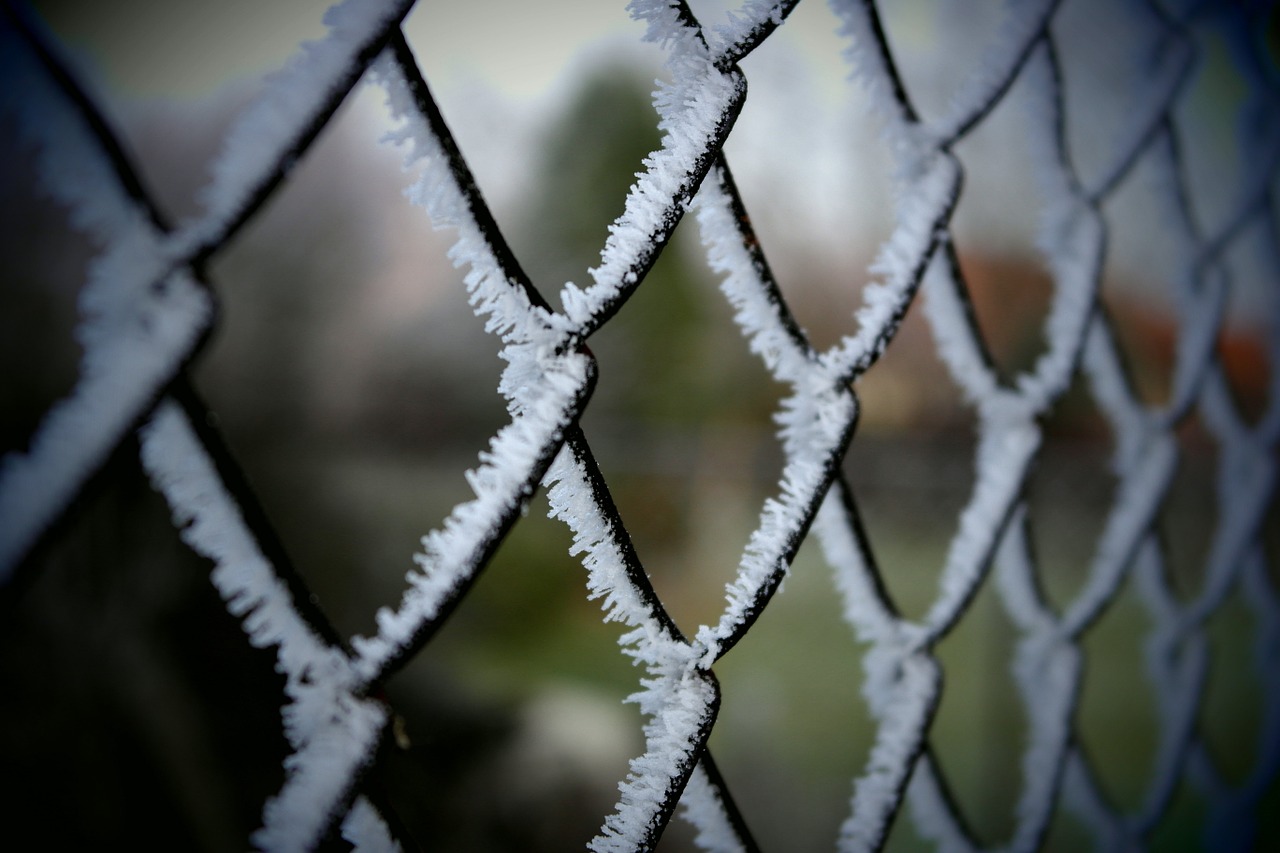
[2,0,1278,850]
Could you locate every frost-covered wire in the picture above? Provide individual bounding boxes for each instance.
[5,0,1279,849]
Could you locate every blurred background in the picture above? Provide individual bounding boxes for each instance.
[1,0,1276,849]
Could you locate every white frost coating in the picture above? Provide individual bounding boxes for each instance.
[253,697,388,853]
[559,0,743,329]
[1080,321,1154,474]
[704,0,791,62]
[341,796,403,853]
[1011,46,1109,412]
[591,672,717,852]
[0,29,213,579]
[176,0,411,255]
[368,54,565,348]
[1061,750,1130,851]
[1162,271,1229,422]
[678,763,747,853]
[932,0,1055,144]
[1016,194,1104,410]
[1132,539,1180,631]
[350,352,591,680]
[1243,548,1280,681]
[919,248,1001,406]
[139,404,338,681]
[695,384,855,663]
[901,754,978,853]
[140,402,390,852]
[814,489,899,645]
[1256,223,1280,439]
[1060,433,1176,638]
[0,25,138,245]
[351,53,599,681]
[1140,132,1220,424]
[838,650,939,853]
[693,172,813,383]
[1135,531,1249,844]
[827,0,914,132]
[992,509,1056,635]
[920,419,1039,641]
[823,151,959,381]
[545,443,721,849]
[1006,637,1080,852]
[10,19,398,841]
[1234,554,1280,818]
[1086,31,1192,199]
[1184,428,1276,629]
[543,447,690,668]
[1134,634,1207,833]
[544,448,651,628]
[0,268,210,580]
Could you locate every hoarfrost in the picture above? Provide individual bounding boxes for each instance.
[341,797,404,853]
[177,0,415,256]
[6,0,1279,847]
[589,673,717,852]
[0,22,212,579]
[561,0,746,332]
[140,402,388,853]
[678,763,748,853]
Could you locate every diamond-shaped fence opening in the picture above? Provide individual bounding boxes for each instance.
[1,1,1278,851]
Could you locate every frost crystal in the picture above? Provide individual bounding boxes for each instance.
[5,0,1278,848]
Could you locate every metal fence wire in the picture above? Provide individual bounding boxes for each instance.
[2,0,1278,850]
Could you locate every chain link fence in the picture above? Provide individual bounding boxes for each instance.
[2,0,1278,850]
